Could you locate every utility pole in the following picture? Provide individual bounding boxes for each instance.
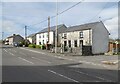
[55,0,58,53]
[2,32,4,41]
[48,16,50,44]
[25,25,27,46]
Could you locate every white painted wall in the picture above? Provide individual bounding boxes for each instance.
[8,38,13,45]
[36,31,54,45]
[92,22,109,54]
[27,37,32,44]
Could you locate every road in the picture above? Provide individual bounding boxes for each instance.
[2,45,118,83]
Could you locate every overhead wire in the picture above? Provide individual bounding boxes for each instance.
[28,0,84,27]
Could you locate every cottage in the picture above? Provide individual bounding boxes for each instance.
[36,24,67,46]
[27,33,36,44]
[5,34,24,45]
[60,21,110,55]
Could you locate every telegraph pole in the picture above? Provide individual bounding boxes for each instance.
[25,25,27,46]
[2,32,4,41]
[55,0,58,53]
[48,16,50,44]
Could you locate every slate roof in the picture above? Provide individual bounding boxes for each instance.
[27,33,36,38]
[65,22,100,33]
[37,24,66,34]
[7,34,23,38]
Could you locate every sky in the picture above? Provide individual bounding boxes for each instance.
[0,0,119,40]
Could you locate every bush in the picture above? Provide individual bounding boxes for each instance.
[28,44,36,48]
[41,44,46,50]
[35,45,41,48]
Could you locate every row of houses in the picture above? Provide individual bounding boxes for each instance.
[5,21,119,55]
[27,21,110,55]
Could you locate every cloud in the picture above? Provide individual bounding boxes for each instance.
[1,0,119,2]
[104,16,118,39]
[0,2,118,39]
[2,20,24,37]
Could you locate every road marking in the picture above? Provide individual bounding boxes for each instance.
[19,48,115,69]
[3,49,7,52]
[20,48,45,55]
[13,50,17,53]
[9,52,15,56]
[31,57,51,64]
[18,57,34,64]
[19,52,27,56]
[48,69,79,83]
[73,70,111,82]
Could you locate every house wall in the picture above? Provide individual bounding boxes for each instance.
[92,22,109,54]
[8,35,24,45]
[13,35,24,44]
[27,35,36,44]
[60,29,92,48]
[27,37,32,44]
[8,38,13,45]
[36,31,54,45]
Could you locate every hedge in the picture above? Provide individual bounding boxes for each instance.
[28,44,36,48]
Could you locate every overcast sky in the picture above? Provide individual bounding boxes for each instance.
[0,0,119,39]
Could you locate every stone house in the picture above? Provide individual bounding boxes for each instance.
[59,21,110,55]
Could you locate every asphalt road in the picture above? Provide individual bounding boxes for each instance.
[2,45,118,83]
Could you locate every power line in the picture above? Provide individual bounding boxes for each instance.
[88,0,114,22]
[28,1,84,27]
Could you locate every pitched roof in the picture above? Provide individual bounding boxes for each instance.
[37,24,65,34]
[64,21,101,32]
[7,34,23,38]
[27,33,36,38]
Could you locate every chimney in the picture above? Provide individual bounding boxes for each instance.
[13,34,16,36]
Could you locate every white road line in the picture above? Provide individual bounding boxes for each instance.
[20,48,45,55]
[19,48,114,69]
[73,70,111,82]
[3,49,7,52]
[78,60,109,68]
[48,69,79,83]
[9,52,15,56]
[19,52,26,56]
[18,57,34,64]
[31,57,51,64]
[13,50,17,53]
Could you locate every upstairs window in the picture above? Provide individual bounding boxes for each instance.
[39,35,41,38]
[79,31,83,38]
[64,33,67,39]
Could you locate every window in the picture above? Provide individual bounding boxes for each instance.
[43,35,44,38]
[64,33,67,39]
[39,35,41,38]
[64,41,67,47]
[79,31,83,38]
[68,40,71,47]
[74,40,77,47]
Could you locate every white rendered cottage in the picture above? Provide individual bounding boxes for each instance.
[36,24,67,46]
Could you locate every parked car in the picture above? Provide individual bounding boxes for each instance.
[13,42,19,47]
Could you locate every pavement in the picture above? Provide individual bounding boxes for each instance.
[2,45,119,82]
